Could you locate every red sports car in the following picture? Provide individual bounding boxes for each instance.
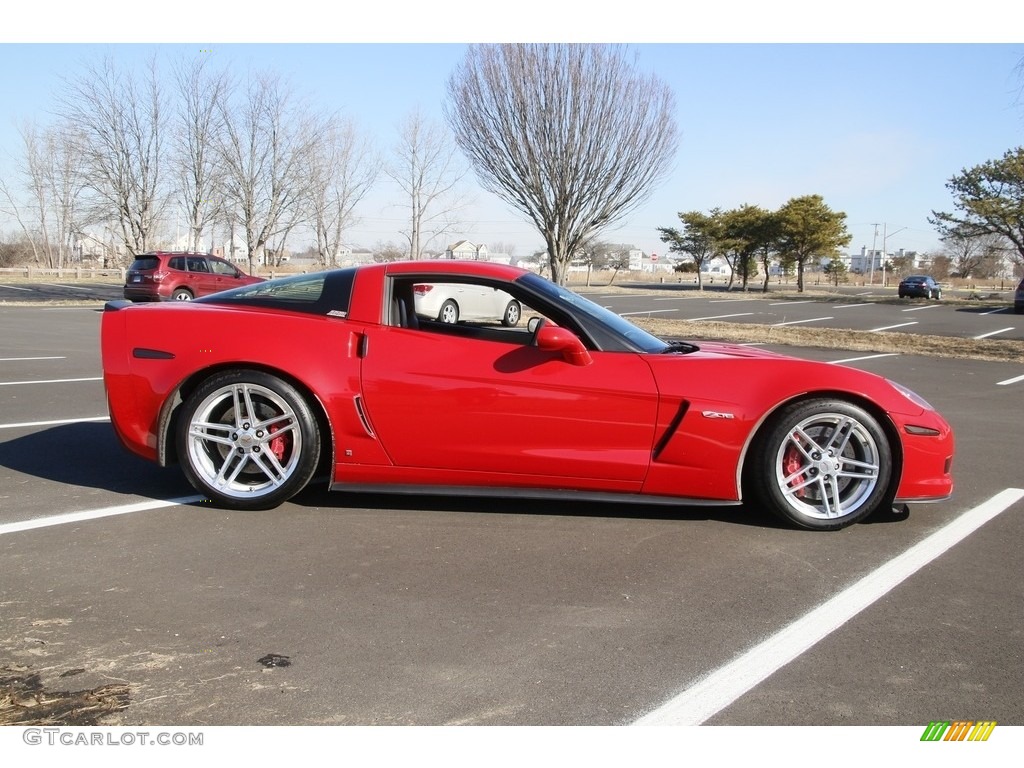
[100,260,954,530]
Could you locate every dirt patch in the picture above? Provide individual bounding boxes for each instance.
[0,665,130,725]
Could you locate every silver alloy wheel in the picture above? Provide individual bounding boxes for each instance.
[173,289,193,301]
[503,301,521,327]
[184,382,303,500]
[772,411,882,521]
[439,300,459,323]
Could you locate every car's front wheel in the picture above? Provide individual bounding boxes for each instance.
[176,370,321,510]
[747,399,893,530]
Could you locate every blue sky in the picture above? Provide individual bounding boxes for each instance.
[2,9,1023,259]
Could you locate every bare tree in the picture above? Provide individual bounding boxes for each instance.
[385,108,469,259]
[445,44,678,285]
[57,55,167,259]
[0,121,87,268]
[217,72,321,270]
[306,118,380,267]
[172,55,231,252]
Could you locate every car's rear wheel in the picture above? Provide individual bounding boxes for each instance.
[177,370,321,510]
[172,288,194,301]
[438,299,459,324]
[502,300,522,327]
[748,399,893,530]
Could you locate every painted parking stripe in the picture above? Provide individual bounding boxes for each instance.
[37,283,92,291]
[0,356,66,362]
[997,374,1024,386]
[687,313,756,322]
[619,309,679,316]
[830,353,900,365]
[0,284,32,291]
[0,376,102,386]
[0,495,206,536]
[902,305,940,312]
[980,307,1010,316]
[769,300,816,306]
[771,317,834,327]
[0,416,110,430]
[632,487,1024,726]
[972,327,1014,340]
[871,322,917,332]
[834,303,875,309]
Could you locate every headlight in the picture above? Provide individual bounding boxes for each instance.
[887,379,934,411]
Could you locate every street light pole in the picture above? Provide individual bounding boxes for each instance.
[881,224,907,287]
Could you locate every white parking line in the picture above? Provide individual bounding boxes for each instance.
[619,309,679,316]
[0,356,66,362]
[981,307,1010,316]
[871,322,918,332]
[0,376,102,386]
[972,327,1014,340]
[0,416,109,430]
[902,305,940,312]
[834,303,875,309]
[997,374,1024,386]
[36,282,93,291]
[0,284,32,292]
[830,353,900,365]
[771,317,833,327]
[769,300,816,306]
[687,313,756,322]
[632,487,1024,726]
[0,495,206,536]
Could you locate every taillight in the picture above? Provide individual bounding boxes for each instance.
[413,284,433,295]
[152,270,168,282]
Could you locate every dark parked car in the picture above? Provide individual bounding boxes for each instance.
[1014,276,1024,314]
[898,275,942,300]
[124,251,264,302]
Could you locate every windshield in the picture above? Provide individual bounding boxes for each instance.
[518,272,669,353]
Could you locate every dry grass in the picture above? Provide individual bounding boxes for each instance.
[630,317,1024,364]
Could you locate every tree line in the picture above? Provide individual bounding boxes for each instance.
[2,45,1021,288]
[0,54,478,271]
[656,195,852,293]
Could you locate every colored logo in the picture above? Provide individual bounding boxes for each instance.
[921,721,996,742]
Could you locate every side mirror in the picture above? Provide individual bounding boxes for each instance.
[534,323,593,367]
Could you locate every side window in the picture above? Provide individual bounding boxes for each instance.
[187,257,210,273]
[391,277,556,344]
[168,256,187,271]
[209,258,237,276]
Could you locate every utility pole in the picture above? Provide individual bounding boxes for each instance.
[869,224,879,285]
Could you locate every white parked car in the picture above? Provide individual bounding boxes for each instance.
[413,282,522,326]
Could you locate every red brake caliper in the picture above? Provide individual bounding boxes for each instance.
[268,423,289,462]
[783,440,806,498]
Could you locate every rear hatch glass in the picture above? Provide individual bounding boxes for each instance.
[128,257,160,272]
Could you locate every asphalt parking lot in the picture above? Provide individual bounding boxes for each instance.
[1,285,1022,729]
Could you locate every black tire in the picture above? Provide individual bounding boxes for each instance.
[438,299,459,324]
[747,399,893,531]
[172,287,194,301]
[502,300,522,327]
[898,292,906,299]
[176,370,321,510]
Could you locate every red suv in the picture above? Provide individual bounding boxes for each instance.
[123,252,264,302]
